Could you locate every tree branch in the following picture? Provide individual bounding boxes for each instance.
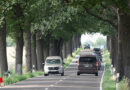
[84,6,118,29]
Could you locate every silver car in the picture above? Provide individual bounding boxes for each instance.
[44,56,64,76]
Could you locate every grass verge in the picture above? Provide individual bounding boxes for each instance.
[64,48,82,69]
[119,77,130,90]
[3,71,43,85]
[102,50,116,90]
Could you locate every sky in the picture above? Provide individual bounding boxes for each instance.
[81,33,106,44]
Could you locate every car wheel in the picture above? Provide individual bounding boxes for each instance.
[44,74,48,76]
[77,72,80,76]
[95,73,98,76]
[61,72,64,76]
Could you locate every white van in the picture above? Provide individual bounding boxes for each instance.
[44,56,64,76]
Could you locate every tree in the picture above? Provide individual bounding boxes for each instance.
[94,37,106,48]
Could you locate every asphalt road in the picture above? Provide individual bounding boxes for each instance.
[0,59,104,90]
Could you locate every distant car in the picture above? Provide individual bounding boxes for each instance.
[77,52,98,76]
[84,45,90,49]
[44,56,64,76]
[93,48,102,61]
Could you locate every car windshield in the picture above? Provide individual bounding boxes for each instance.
[45,59,61,64]
[94,48,100,51]
[79,57,96,63]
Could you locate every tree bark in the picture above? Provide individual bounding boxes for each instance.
[15,30,24,75]
[31,34,37,70]
[110,35,118,67]
[118,9,130,78]
[25,30,32,72]
[0,18,8,76]
[62,42,67,59]
[49,39,63,57]
[36,32,43,70]
[77,34,81,48]
[65,38,73,57]
[43,44,49,62]
[107,36,111,51]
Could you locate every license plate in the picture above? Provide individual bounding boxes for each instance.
[84,64,92,67]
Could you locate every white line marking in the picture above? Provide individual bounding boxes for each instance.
[59,80,63,81]
[50,85,54,87]
[45,88,48,90]
[100,63,105,90]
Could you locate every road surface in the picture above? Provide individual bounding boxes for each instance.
[0,59,104,90]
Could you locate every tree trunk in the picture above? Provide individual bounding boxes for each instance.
[31,34,37,70]
[36,33,43,70]
[118,9,130,78]
[15,30,24,75]
[43,44,49,62]
[25,30,32,72]
[49,39,63,57]
[110,35,118,67]
[65,38,73,57]
[0,18,8,76]
[107,36,111,52]
[77,34,81,48]
[62,42,67,59]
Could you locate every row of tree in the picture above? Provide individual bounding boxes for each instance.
[0,0,82,76]
[0,1,130,85]
[71,0,130,83]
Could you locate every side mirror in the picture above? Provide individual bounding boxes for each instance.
[42,63,44,65]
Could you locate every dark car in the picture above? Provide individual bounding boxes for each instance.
[93,48,102,61]
[97,57,101,70]
[77,53,98,76]
[84,44,90,49]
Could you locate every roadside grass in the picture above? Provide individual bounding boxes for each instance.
[64,48,82,69]
[119,77,130,90]
[103,50,116,90]
[3,71,43,85]
[72,48,82,57]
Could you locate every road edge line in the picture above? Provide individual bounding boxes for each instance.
[100,63,105,90]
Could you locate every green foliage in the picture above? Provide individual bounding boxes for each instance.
[94,37,106,48]
[64,57,74,69]
[103,50,116,90]
[72,48,82,57]
[6,37,15,47]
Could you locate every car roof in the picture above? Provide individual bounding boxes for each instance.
[46,56,62,60]
[79,52,96,57]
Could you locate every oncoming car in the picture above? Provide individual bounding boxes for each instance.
[44,56,64,76]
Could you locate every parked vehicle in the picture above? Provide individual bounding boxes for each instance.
[44,56,64,76]
[77,52,98,76]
